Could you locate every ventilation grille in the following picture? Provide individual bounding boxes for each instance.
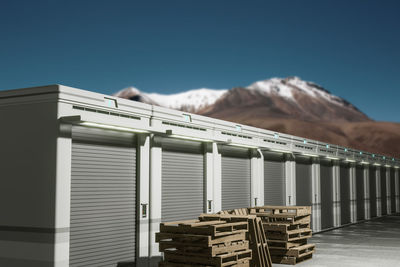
[294,144,314,151]
[222,132,252,139]
[162,121,206,131]
[264,139,287,146]
[73,105,141,120]
[319,148,335,155]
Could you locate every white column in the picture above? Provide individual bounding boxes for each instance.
[250,149,264,207]
[386,167,391,214]
[396,169,400,213]
[349,164,357,223]
[285,159,296,206]
[137,135,150,265]
[55,123,72,267]
[332,162,341,227]
[213,143,222,212]
[364,165,370,219]
[311,159,321,232]
[376,167,382,217]
[149,136,162,261]
[205,143,214,213]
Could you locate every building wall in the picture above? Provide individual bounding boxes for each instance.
[1,84,399,267]
[0,86,63,266]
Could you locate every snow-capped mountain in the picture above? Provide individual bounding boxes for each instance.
[114,87,227,112]
[115,76,367,122]
[247,76,353,108]
[199,76,368,122]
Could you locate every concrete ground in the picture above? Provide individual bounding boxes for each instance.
[278,215,400,267]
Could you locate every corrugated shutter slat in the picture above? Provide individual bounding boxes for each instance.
[70,126,136,267]
[321,162,333,230]
[340,164,351,224]
[264,160,285,205]
[161,139,204,222]
[221,147,251,210]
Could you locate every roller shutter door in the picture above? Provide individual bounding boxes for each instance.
[264,153,285,206]
[70,126,137,267]
[340,164,351,224]
[295,157,313,207]
[369,167,377,218]
[221,146,251,210]
[320,161,334,230]
[161,139,204,222]
[381,168,387,215]
[390,168,396,214]
[356,166,365,221]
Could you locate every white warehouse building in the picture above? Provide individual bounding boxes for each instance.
[0,85,399,267]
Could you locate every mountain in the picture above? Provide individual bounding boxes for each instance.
[199,77,369,122]
[114,77,400,157]
[115,87,227,113]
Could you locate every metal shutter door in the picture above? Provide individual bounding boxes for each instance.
[264,153,285,205]
[369,167,377,218]
[70,126,136,267]
[356,166,365,221]
[161,139,204,222]
[295,157,312,207]
[221,147,251,210]
[340,164,351,224]
[320,161,333,230]
[391,169,396,213]
[381,168,387,215]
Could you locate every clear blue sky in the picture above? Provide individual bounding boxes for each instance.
[1,0,399,122]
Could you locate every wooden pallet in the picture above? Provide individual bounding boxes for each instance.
[156,232,247,248]
[163,249,252,267]
[263,222,310,232]
[269,244,315,257]
[159,240,249,257]
[199,214,272,267]
[199,214,256,222]
[250,206,311,217]
[253,214,311,225]
[266,229,312,242]
[271,251,313,265]
[248,217,272,267]
[267,240,307,250]
[160,220,248,237]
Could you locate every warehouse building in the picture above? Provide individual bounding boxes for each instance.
[0,85,399,267]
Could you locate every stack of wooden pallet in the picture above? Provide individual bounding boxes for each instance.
[249,206,315,265]
[156,218,252,267]
[201,213,272,267]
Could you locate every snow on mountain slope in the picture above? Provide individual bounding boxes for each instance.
[247,77,296,99]
[147,88,227,112]
[246,76,349,107]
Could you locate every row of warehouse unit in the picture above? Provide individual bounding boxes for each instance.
[0,84,399,267]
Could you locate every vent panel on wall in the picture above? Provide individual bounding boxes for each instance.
[70,126,136,267]
[161,139,204,222]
